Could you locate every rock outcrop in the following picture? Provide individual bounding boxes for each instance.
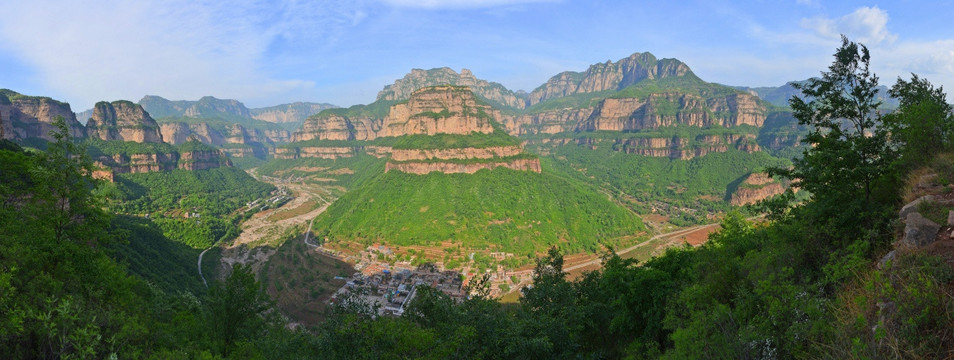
[292,113,355,141]
[528,52,692,106]
[0,89,85,142]
[294,85,503,141]
[379,86,497,137]
[93,152,179,174]
[159,122,226,145]
[385,158,541,175]
[92,144,230,175]
[730,173,786,206]
[86,101,163,143]
[178,149,230,170]
[390,146,523,161]
[377,68,527,109]
[578,93,765,131]
[616,133,759,160]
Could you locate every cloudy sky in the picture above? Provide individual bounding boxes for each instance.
[1,0,952,111]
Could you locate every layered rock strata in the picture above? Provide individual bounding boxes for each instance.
[385,158,541,175]
[86,101,163,143]
[0,90,85,142]
[730,173,786,206]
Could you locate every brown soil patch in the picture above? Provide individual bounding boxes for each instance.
[673,224,720,247]
[644,214,670,223]
[307,177,338,182]
[327,168,354,175]
[293,166,329,172]
[267,200,319,222]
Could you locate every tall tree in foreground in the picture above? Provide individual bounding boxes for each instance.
[772,35,897,234]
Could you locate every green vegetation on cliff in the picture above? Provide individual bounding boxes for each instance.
[533,133,789,225]
[85,139,177,156]
[312,167,644,256]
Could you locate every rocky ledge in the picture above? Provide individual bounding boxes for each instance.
[730,173,786,206]
[385,158,541,175]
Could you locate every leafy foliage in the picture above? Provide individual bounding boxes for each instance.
[313,168,644,256]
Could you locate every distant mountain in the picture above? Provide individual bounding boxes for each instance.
[139,95,252,121]
[735,80,899,109]
[527,52,692,106]
[249,102,337,124]
[377,67,528,109]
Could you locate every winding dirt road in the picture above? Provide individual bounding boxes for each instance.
[200,171,335,284]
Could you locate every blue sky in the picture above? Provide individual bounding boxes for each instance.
[1,0,953,111]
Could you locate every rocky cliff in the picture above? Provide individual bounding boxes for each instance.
[390,146,523,161]
[86,101,163,143]
[178,149,230,170]
[159,122,226,145]
[91,142,230,176]
[385,158,541,175]
[528,52,692,106]
[93,152,179,174]
[616,133,759,160]
[294,85,502,141]
[0,89,85,142]
[578,93,765,131]
[379,86,498,137]
[377,68,527,109]
[730,173,786,206]
[250,102,337,124]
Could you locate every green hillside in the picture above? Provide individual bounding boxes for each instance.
[311,167,644,257]
[531,133,790,225]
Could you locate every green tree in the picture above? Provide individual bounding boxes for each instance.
[883,73,954,166]
[206,264,271,357]
[772,35,896,231]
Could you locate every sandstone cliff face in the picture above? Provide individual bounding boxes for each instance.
[616,133,758,160]
[730,173,786,206]
[86,101,163,143]
[250,102,336,124]
[528,52,692,106]
[377,68,526,109]
[221,124,289,145]
[292,114,355,141]
[94,152,178,174]
[499,108,594,135]
[274,146,359,160]
[93,148,229,174]
[385,158,541,175]
[293,86,501,141]
[178,150,229,171]
[379,86,497,137]
[0,90,85,142]
[578,93,765,132]
[159,122,226,145]
[390,146,523,161]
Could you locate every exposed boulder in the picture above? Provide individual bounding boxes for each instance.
[902,212,940,247]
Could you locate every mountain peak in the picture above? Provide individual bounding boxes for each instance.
[376,67,527,109]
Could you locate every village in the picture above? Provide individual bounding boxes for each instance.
[326,243,537,316]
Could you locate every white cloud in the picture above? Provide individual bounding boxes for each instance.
[801,6,897,45]
[379,0,555,9]
[0,0,364,110]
